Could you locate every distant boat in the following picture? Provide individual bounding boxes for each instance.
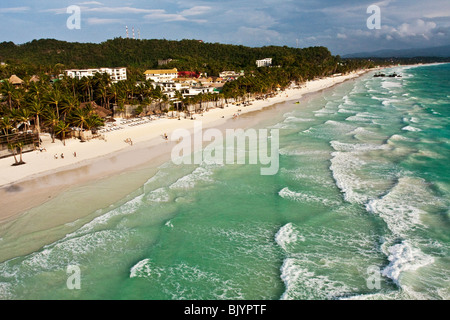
[374,72,402,78]
[294,101,300,104]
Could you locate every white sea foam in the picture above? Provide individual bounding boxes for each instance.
[269,122,297,129]
[146,187,170,203]
[345,112,381,123]
[387,134,413,142]
[329,151,369,204]
[0,228,134,288]
[329,141,388,204]
[381,80,402,89]
[338,108,356,114]
[65,194,145,237]
[131,259,244,299]
[347,127,376,138]
[330,141,386,152]
[280,258,354,300]
[402,126,422,132]
[382,241,434,287]
[169,166,213,189]
[279,148,329,157]
[275,223,305,252]
[365,177,443,237]
[313,107,336,117]
[130,258,154,278]
[143,171,168,187]
[284,116,315,123]
[279,187,340,206]
[280,168,335,187]
[165,220,174,228]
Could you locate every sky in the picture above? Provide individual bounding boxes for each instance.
[0,0,449,55]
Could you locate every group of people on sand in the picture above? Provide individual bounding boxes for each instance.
[54,152,76,159]
[124,138,133,146]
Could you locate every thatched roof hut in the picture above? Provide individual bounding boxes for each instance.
[80,101,113,118]
[8,75,24,85]
[30,75,40,83]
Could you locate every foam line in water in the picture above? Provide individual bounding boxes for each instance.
[130,258,153,278]
[278,187,340,206]
[365,176,444,237]
[275,223,304,252]
[279,258,354,300]
[382,241,434,287]
[169,166,214,189]
[402,126,422,132]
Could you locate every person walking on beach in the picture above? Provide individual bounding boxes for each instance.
[61,153,64,159]
[73,151,77,157]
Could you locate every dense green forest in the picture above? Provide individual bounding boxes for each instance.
[0,38,378,80]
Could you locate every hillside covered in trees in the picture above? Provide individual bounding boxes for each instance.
[0,38,375,80]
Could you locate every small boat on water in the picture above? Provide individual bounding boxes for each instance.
[374,72,402,78]
[294,101,300,104]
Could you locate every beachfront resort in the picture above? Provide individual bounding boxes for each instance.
[0,56,327,164]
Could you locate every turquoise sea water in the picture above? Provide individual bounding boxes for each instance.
[0,64,449,300]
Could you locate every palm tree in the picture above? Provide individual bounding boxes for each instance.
[80,76,94,102]
[54,120,70,146]
[16,108,33,132]
[28,81,47,103]
[7,142,19,165]
[0,80,15,110]
[11,87,26,109]
[43,109,59,143]
[60,95,79,121]
[45,88,64,118]
[70,107,89,131]
[0,116,14,137]
[27,99,45,134]
[8,140,25,165]
[86,114,104,131]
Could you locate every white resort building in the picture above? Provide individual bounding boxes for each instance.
[65,67,127,82]
[144,68,179,82]
[256,58,272,68]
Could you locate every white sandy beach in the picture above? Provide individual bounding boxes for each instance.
[0,70,368,189]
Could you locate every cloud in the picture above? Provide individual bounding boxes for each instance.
[384,19,438,40]
[180,6,212,16]
[423,10,450,19]
[86,6,159,14]
[78,1,103,5]
[0,7,31,13]
[86,18,124,25]
[144,10,187,22]
[234,26,281,45]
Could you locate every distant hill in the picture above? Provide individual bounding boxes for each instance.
[0,38,336,76]
[344,45,450,58]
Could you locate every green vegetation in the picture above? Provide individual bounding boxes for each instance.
[0,38,376,79]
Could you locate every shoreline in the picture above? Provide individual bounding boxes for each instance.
[0,69,370,222]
